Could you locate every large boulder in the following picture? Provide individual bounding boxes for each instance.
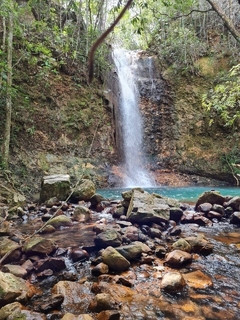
[71,179,96,202]
[195,191,226,210]
[0,302,46,320]
[126,190,178,224]
[0,272,35,305]
[40,174,71,203]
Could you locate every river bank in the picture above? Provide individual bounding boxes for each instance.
[0,184,240,319]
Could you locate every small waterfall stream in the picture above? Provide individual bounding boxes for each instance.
[112,48,154,187]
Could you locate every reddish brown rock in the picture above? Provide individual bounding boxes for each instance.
[165,250,192,267]
[183,270,213,289]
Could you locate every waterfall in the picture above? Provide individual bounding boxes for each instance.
[112,48,154,187]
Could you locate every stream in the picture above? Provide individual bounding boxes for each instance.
[11,187,240,320]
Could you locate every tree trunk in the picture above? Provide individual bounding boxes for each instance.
[205,0,240,43]
[1,8,13,168]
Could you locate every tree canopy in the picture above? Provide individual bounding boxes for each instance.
[0,0,240,167]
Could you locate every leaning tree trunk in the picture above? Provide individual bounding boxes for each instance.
[205,0,240,43]
[1,9,13,168]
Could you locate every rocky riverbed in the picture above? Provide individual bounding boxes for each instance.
[0,178,240,320]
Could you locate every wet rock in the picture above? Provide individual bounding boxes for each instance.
[122,226,139,241]
[184,236,213,255]
[172,238,191,253]
[89,293,118,312]
[94,230,122,249]
[45,197,61,208]
[148,227,162,239]
[169,207,183,223]
[212,203,225,215]
[116,244,142,261]
[0,301,47,319]
[0,237,20,258]
[116,220,132,228]
[40,174,70,203]
[0,271,35,305]
[97,310,121,320]
[140,253,155,265]
[193,215,213,226]
[230,211,240,224]
[224,206,234,217]
[207,210,223,220]
[181,210,195,223]
[165,250,192,267]
[121,188,144,201]
[183,270,213,289]
[1,264,27,278]
[21,259,34,272]
[169,226,182,236]
[72,205,92,222]
[94,223,109,234]
[34,257,66,272]
[101,246,130,272]
[46,215,73,228]
[115,275,134,287]
[92,263,109,276]
[89,193,107,209]
[38,294,64,313]
[126,190,172,224]
[23,236,57,255]
[62,313,94,320]
[52,280,92,312]
[133,241,152,254]
[112,206,126,218]
[71,179,96,202]
[196,202,212,213]
[195,191,226,210]
[155,245,167,258]
[161,271,186,292]
[201,305,236,320]
[40,225,56,234]
[69,248,89,262]
[224,196,240,211]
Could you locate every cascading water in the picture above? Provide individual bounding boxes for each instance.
[112,48,154,187]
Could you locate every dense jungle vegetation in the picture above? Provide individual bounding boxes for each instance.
[0,0,239,190]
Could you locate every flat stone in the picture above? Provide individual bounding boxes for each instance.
[183,270,213,289]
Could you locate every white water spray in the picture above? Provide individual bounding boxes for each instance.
[112,48,154,187]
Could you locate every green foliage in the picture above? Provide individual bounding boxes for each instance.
[202,64,240,127]
[221,148,240,183]
[153,25,206,73]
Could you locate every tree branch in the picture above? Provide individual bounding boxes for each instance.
[205,0,240,43]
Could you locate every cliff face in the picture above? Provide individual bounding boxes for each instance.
[105,50,238,185]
